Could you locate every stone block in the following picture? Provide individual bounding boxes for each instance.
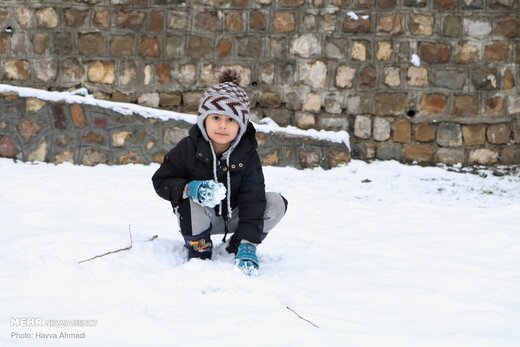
[384,67,400,87]
[342,16,371,33]
[0,136,20,158]
[139,37,160,58]
[178,64,196,86]
[324,93,343,114]
[376,143,403,161]
[291,34,321,58]
[468,148,498,165]
[112,131,133,147]
[484,96,504,116]
[500,146,520,165]
[34,60,57,83]
[87,61,115,84]
[164,127,189,145]
[300,60,327,88]
[93,10,109,29]
[36,8,59,28]
[409,14,434,36]
[274,12,295,32]
[403,143,434,163]
[503,69,515,90]
[138,93,160,108]
[188,36,213,58]
[111,35,134,56]
[377,13,401,34]
[302,93,321,112]
[299,149,321,168]
[359,66,377,89]
[419,42,452,64]
[335,65,356,89]
[295,112,316,129]
[375,93,406,116]
[407,67,428,87]
[156,64,171,85]
[463,18,492,38]
[225,11,244,33]
[83,132,106,145]
[392,119,411,143]
[79,33,105,55]
[354,115,372,139]
[149,11,164,33]
[487,124,511,144]
[507,95,520,115]
[82,149,109,166]
[433,69,465,90]
[61,58,83,83]
[261,149,280,166]
[434,0,457,10]
[328,147,351,167]
[159,93,181,108]
[415,123,436,142]
[28,141,47,162]
[182,92,202,113]
[18,120,41,142]
[15,8,32,29]
[453,95,478,116]
[115,9,145,31]
[419,94,447,114]
[71,104,86,128]
[484,42,509,63]
[33,33,49,55]
[373,117,391,141]
[55,151,75,164]
[216,38,232,58]
[455,42,479,64]
[64,8,89,27]
[377,41,393,61]
[496,16,520,38]
[462,124,486,145]
[263,107,290,127]
[514,119,520,143]
[443,16,461,37]
[4,60,31,81]
[168,10,188,30]
[317,113,349,131]
[437,122,462,147]
[25,98,46,113]
[260,92,282,108]
[238,36,263,58]
[434,148,465,164]
[471,66,497,91]
[250,11,267,31]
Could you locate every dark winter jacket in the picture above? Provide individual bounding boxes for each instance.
[151,122,267,244]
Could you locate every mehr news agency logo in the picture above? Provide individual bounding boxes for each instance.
[10,317,98,340]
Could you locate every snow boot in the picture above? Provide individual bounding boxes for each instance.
[184,231,212,260]
[235,242,259,275]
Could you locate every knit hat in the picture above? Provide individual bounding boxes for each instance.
[197,68,250,146]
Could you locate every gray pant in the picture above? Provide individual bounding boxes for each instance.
[175,192,287,238]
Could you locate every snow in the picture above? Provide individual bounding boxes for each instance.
[1,158,519,346]
[0,84,349,147]
[346,11,368,20]
[411,54,422,67]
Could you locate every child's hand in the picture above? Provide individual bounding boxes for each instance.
[186,180,227,208]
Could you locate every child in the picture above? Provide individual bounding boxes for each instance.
[152,69,288,274]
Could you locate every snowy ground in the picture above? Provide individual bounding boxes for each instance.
[1,158,519,347]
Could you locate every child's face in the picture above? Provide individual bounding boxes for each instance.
[204,114,240,150]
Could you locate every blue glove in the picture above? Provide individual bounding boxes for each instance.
[235,243,259,275]
[186,180,226,208]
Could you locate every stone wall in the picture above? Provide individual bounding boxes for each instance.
[0,0,519,165]
[0,91,350,168]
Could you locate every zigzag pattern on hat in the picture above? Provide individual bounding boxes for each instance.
[199,94,249,124]
[198,81,250,125]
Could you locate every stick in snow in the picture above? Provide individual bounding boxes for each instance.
[78,225,158,264]
[286,306,320,328]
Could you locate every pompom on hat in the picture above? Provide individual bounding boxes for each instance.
[197,68,250,144]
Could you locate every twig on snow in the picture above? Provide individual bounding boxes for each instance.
[286,306,320,328]
[78,225,158,264]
